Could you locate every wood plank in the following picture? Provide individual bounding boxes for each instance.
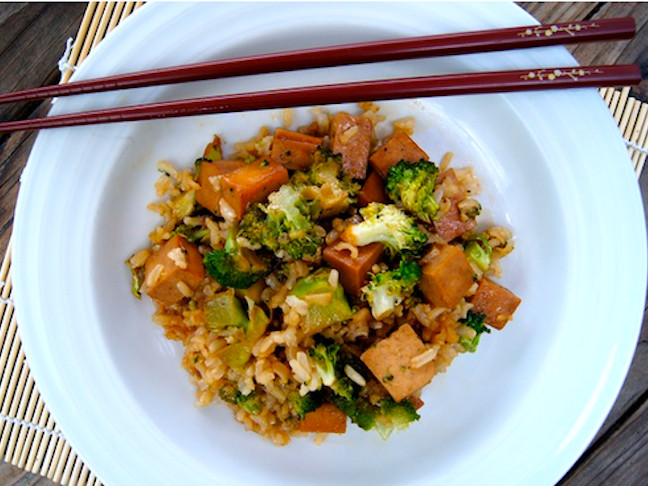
[517,4,648,484]
[559,391,648,485]
[0,3,85,133]
[557,139,648,486]
[0,4,87,485]
[520,2,648,100]
[0,103,49,255]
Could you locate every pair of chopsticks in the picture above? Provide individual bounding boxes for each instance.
[0,17,641,133]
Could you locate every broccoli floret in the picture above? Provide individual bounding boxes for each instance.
[239,184,323,260]
[288,391,323,419]
[171,223,210,243]
[327,393,376,431]
[204,228,270,289]
[293,149,360,218]
[307,338,362,401]
[385,160,440,222]
[309,340,341,387]
[464,234,492,273]
[237,391,262,415]
[459,309,491,353]
[328,394,420,438]
[373,397,421,439]
[329,376,354,401]
[341,203,428,257]
[218,383,262,415]
[362,260,422,320]
[267,183,314,233]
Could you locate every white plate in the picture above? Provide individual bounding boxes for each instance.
[12,2,647,486]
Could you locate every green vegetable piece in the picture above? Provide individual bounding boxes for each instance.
[290,275,333,298]
[246,303,270,341]
[218,303,269,369]
[218,382,262,415]
[205,289,249,331]
[459,309,490,353]
[238,183,324,260]
[288,391,323,419]
[373,397,420,439]
[327,392,419,438]
[236,391,262,415]
[308,341,340,387]
[220,342,252,369]
[306,285,354,334]
[126,260,143,299]
[342,203,429,258]
[204,228,270,289]
[291,270,354,334]
[464,235,492,273]
[291,148,360,219]
[385,160,440,222]
[172,190,196,219]
[171,223,210,244]
[362,260,422,320]
[329,376,355,401]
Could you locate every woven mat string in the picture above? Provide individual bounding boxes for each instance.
[0,413,64,440]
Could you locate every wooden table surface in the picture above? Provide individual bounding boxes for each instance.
[0,2,647,485]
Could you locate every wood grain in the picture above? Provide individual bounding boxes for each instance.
[520,2,648,101]
[0,3,85,485]
[0,3,646,486]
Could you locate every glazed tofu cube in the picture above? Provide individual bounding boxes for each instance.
[220,159,289,219]
[270,128,323,170]
[470,278,521,330]
[433,204,478,242]
[368,131,429,177]
[195,160,248,215]
[330,113,372,179]
[361,324,436,402]
[419,244,474,308]
[323,241,384,296]
[299,403,347,434]
[144,235,205,306]
[357,170,390,207]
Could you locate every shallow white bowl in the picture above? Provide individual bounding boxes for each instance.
[13,2,647,486]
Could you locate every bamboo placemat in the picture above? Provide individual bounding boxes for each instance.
[0,3,647,485]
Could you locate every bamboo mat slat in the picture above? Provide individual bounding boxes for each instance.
[0,3,646,485]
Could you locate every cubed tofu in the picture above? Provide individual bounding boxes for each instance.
[433,204,478,242]
[361,324,436,402]
[357,170,390,207]
[220,159,289,219]
[330,113,372,179]
[144,235,205,306]
[323,241,384,296]
[195,160,248,215]
[470,278,521,330]
[299,403,348,434]
[368,131,429,178]
[270,128,323,170]
[419,244,474,308]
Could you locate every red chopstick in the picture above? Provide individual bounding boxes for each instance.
[0,17,635,104]
[0,64,639,133]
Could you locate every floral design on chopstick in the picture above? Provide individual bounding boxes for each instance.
[520,68,604,82]
[518,22,599,38]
